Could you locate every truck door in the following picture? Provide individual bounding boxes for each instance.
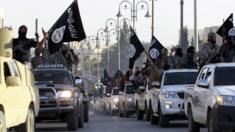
[3,61,21,125]
[11,61,31,121]
[193,68,208,121]
[198,68,212,122]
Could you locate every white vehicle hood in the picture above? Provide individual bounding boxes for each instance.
[162,85,192,92]
[214,86,235,96]
[111,95,119,99]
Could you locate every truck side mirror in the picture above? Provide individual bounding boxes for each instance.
[6,76,21,86]
[75,79,82,86]
[106,93,111,97]
[119,91,123,95]
[197,80,209,89]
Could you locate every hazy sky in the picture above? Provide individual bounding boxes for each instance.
[0,0,235,47]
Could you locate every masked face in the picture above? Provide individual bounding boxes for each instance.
[18,27,27,39]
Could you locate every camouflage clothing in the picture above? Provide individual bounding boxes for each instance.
[147,63,163,89]
[197,42,219,68]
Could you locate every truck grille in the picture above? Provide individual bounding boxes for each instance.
[177,92,185,99]
[39,88,57,108]
[40,100,57,108]
[39,88,56,97]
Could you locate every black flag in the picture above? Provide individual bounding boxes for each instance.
[48,0,86,54]
[129,27,145,69]
[217,13,233,39]
[149,36,165,61]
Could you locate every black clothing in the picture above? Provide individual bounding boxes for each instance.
[13,38,37,63]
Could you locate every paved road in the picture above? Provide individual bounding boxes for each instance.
[36,112,207,132]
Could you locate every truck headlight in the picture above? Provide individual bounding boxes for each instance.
[162,92,178,99]
[113,98,119,103]
[217,96,235,106]
[57,91,73,98]
[128,98,133,102]
[165,101,173,109]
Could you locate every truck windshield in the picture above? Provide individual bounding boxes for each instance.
[164,72,198,85]
[125,85,137,94]
[112,89,119,95]
[214,67,235,86]
[33,70,73,85]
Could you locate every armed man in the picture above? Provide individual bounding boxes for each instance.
[13,25,48,64]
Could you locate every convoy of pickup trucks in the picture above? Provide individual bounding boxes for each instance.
[94,65,235,132]
[2,27,235,132]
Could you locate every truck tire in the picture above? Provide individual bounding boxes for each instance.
[158,107,169,127]
[118,103,124,117]
[0,111,7,132]
[67,106,78,131]
[150,105,158,124]
[208,111,221,132]
[119,112,124,117]
[188,106,200,132]
[83,101,89,123]
[18,108,35,132]
[78,104,84,128]
[136,102,144,120]
[124,108,129,118]
[145,103,150,121]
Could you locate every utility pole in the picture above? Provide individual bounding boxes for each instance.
[151,0,155,37]
[180,0,184,51]
[194,0,198,51]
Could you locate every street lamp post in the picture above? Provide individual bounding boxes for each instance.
[96,28,105,83]
[116,15,121,70]
[118,0,151,31]
[84,36,96,79]
[104,18,118,73]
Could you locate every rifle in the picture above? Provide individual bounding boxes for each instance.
[35,18,39,42]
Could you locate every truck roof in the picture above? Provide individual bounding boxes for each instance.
[206,63,235,68]
[164,69,198,73]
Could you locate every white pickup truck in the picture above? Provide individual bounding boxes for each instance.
[109,87,120,115]
[184,63,235,132]
[147,69,198,127]
[118,83,137,117]
[0,56,39,132]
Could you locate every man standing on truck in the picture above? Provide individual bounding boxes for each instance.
[13,25,48,64]
[197,32,220,69]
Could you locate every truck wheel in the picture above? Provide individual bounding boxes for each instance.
[78,104,84,128]
[150,105,158,124]
[119,111,124,117]
[0,111,7,132]
[118,103,124,117]
[83,102,89,123]
[208,111,220,132]
[67,106,78,131]
[124,108,129,118]
[18,108,35,132]
[158,107,169,127]
[137,104,144,120]
[188,106,200,132]
[145,103,150,121]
